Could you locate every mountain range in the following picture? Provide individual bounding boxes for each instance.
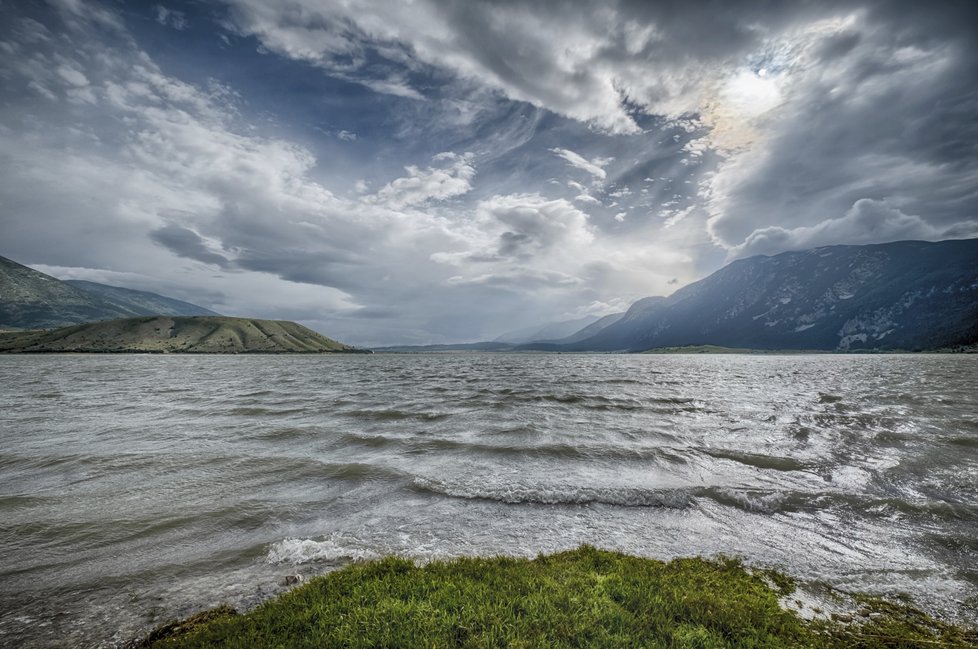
[525,238,978,352]
[0,255,217,329]
[4,239,976,352]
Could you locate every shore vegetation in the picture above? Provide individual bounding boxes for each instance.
[143,546,976,648]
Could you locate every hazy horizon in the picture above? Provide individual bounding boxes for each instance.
[2,1,977,346]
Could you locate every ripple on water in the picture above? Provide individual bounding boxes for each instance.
[0,353,976,647]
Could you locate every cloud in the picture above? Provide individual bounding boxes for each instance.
[216,0,835,133]
[155,5,188,30]
[731,199,978,258]
[214,0,978,263]
[480,194,594,259]
[2,0,976,346]
[56,64,89,87]
[149,225,231,268]
[549,148,612,182]
[369,152,475,210]
[703,7,978,253]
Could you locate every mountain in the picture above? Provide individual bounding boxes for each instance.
[0,255,217,329]
[64,280,218,318]
[0,316,359,353]
[555,239,978,352]
[494,315,602,344]
[553,312,625,344]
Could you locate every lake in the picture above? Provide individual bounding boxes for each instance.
[0,353,975,647]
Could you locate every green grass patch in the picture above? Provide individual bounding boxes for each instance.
[144,546,976,648]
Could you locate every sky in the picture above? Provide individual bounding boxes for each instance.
[1,0,976,346]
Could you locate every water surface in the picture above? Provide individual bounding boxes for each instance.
[0,353,976,646]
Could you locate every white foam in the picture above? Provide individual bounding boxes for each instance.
[265,535,381,565]
[711,487,787,514]
[412,476,693,508]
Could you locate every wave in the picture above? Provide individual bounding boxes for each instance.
[824,493,978,522]
[340,408,452,421]
[699,448,811,472]
[946,435,978,448]
[319,462,409,481]
[411,477,694,508]
[411,477,825,515]
[225,406,308,417]
[817,392,844,404]
[266,536,381,564]
[457,389,701,412]
[246,427,314,441]
[696,487,799,514]
[252,457,409,483]
[338,432,689,464]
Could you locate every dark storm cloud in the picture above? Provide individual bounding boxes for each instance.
[706,1,978,256]
[150,225,231,268]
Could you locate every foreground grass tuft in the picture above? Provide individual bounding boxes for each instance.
[145,546,976,648]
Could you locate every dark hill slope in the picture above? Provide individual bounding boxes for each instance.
[0,255,218,329]
[0,256,115,329]
[64,280,218,317]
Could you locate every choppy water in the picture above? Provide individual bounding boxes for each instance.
[0,353,976,646]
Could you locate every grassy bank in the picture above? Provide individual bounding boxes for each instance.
[143,547,975,648]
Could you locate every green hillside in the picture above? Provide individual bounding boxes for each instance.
[0,316,358,353]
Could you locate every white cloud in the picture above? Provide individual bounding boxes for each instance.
[369,153,475,210]
[479,194,594,257]
[56,64,89,87]
[731,199,978,258]
[574,193,602,205]
[549,148,612,182]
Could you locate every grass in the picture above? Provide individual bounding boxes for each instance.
[142,546,976,648]
[0,316,358,353]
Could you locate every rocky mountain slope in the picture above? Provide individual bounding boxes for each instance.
[64,280,217,318]
[0,256,217,329]
[0,316,358,353]
[551,239,978,352]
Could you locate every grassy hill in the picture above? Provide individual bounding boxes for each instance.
[0,316,359,353]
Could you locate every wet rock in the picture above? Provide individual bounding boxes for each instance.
[282,574,303,586]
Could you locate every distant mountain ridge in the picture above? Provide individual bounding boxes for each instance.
[549,239,978,352]
[0,316,359,353]
[0,255,217,329]
[494,315,602,344]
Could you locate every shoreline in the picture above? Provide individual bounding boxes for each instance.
[137,547,977,648]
